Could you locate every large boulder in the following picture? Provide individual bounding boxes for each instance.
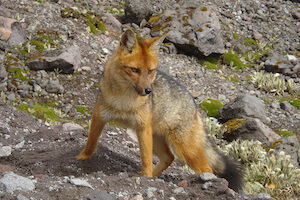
[27,45,81,74]
[122,0,154,25]
[0,16,26,46]
[219,95,267,123]
[222,118,281,142]
[149,4,224,57]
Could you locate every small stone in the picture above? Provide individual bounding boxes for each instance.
[17,194,29,200]
[62,123,84,131]
[0,172,35,192]
[280,101,294,111]
[86,189,113,200]
[102,48,109,55]
[199,172,217,181]
[172,187,184,194]
[130,194,143,200]
[6,93,16,101]
[13,140,25,149]
[257,193,272,199]
[0,146,12,157]
[253,32,263,40]
[202,181,213,190]
[177,180,188,188]
[69,178,94,190]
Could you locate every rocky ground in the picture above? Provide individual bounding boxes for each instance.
[0,0,299,199]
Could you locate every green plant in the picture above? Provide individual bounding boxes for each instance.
[222,140,300,198]
[276,130,294,137]
[18,102,64,124]
[204,61,218,70]
[199,99,223,118]
[203,117,225,139]
[251,71,285,94]
[76,106,91,115]
[7,67,30,82]
[223,51,246,69]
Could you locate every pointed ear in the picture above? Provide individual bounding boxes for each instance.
[149,33,167,54]
[119,29,137,54]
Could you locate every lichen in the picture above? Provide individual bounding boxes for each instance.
[221,140,300,198]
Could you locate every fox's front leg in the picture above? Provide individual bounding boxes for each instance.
[76,108,106,160]
[136,125,153,177]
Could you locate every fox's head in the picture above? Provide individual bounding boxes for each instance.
[113,29,167,96]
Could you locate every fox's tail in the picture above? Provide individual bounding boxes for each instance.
[204,136,244,191]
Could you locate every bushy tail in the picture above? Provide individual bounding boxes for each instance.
[205,136,244,191]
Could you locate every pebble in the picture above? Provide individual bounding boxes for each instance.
[172,187,184,194]
[69,178,94,190]
[0,172,35,192]
[0,146,12,157]
[199,172,217,182]
[202,181,213,190]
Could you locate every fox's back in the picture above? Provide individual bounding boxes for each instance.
[151,70,198,134]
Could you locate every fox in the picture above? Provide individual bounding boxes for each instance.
[76,29,243,191]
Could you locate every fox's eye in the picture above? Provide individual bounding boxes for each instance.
[131,68,139,73]
[148,69,154,74]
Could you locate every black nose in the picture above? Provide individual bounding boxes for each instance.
[145,88,152,94]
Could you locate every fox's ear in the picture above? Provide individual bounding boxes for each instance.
[149,33,167,54]
[120,29,137,54]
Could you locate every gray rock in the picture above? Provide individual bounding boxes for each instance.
[123,0,154,24]
[199,172,217,181]
[223,117,281,142]
[86,189,113,200]
[27,45,81,74]
[280,101,294,112]
[102,13,122,33]
[172,187,184,194]
[149,5,224,57]
[0,172,35,192]
[17,194,30,200]
[7,21,27,46]
[272,135,299,166]
[257,193,272,199]
[45,80,64,93]
[6,93,16,101]
[219,95,267,123]
[0,65,8,82]
[69,178,94,190]
[0,146,12,157]
[202,181,213,190]
[265,54,298,77]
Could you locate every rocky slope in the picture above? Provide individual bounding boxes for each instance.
[0,0,299,199]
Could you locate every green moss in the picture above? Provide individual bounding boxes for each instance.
[244,37,258,46]
[18,102,62,122]
[30,40,44,52]
[232,32,239,40]
[204,61,218,70]
[200,7,208,11]
[76,106,91,115]
[96,22,106,31]
[276,131,294,137]
[7,67,30,82]
[223,51,246,69]
[94,82,99,88]
[199,99,223,118]
[278,98,300,110]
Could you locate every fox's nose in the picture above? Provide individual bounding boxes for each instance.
[145,88,152,94]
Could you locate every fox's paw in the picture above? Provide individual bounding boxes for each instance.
[76,152,92,161]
